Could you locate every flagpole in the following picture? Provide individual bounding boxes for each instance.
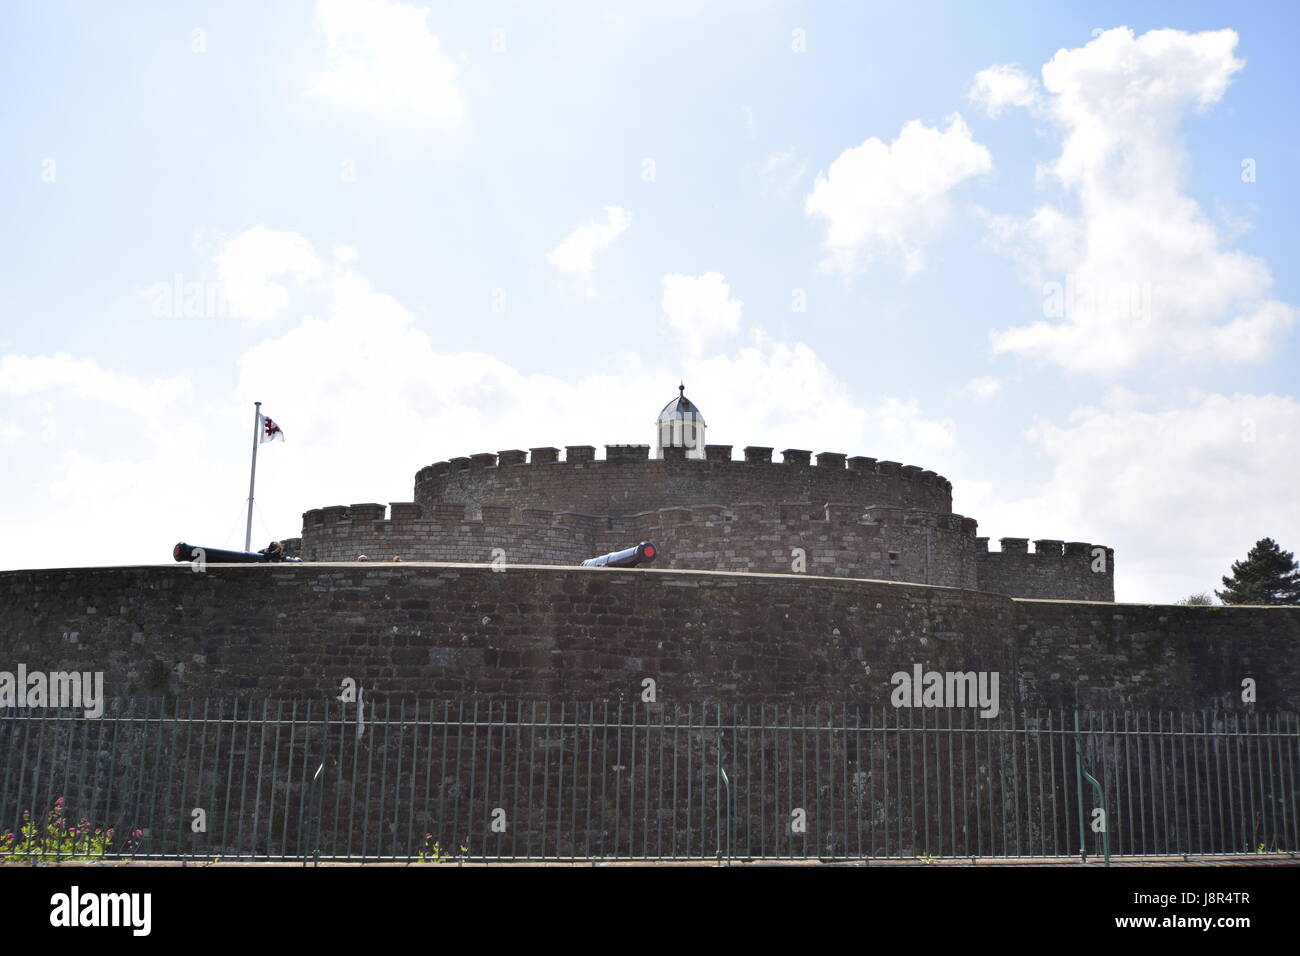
[245,401,261,552]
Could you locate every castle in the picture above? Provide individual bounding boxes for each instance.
[3,385,1297,867]
[292,385,1115,602]
[6,383,1291,715]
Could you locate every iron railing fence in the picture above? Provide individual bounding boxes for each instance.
[1,700,1296,863]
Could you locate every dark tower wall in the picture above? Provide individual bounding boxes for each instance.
[413,445,955,518]
[976,537,1115,602]
[1,564,1292,711]
[299,501,983,589]
[298,444,1114,601]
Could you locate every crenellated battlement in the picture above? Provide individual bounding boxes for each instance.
[414,444,953,485]
[975,535,1115,601]
[294,439,1110,599]
[412,443,955,521]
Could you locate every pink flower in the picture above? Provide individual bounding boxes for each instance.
[54,797,64,807]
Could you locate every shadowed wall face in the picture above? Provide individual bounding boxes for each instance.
[413,451,954,519]
[298,502,988,590]
[0,565,1291,711]
[976,538,1114,601]
[2,564,1295,862]
[306,448,1113,601]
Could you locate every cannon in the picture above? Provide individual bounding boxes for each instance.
[172,542,299,564]
[580,541,657,568]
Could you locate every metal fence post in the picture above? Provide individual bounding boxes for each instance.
[1074,710,1110,866]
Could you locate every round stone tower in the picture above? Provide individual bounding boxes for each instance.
[298,386,1112,600]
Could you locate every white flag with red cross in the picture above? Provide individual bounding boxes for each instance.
[258,413,285,443]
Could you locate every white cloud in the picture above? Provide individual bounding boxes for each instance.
[547,206,631,297]
[968,64,1041,117]
[679,335,958,464]
[959,389,1300,602]
[961,376,1003,400]
[879,397,957,449]
[234,264,956,514]
[215,225,323,322]
[660,272,743,355]
[0,353,192,417]
[0,352,220,571]
[981,27,1294,373]
[761,149,807,197]
[0,238,960,570]
[805,114,992,277]
[306,0,462,128]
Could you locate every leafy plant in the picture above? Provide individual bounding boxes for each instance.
[0,798,143,863]
[417,834,470,863]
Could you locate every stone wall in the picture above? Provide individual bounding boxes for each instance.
[4,564,1295,860]
[413,445,954,519]
[2,563,1293,712]
[638,503,980,587]
[976,537,1115,601]
[299,501,981,588]
[300,502,594,565]
[299,444,1115,601]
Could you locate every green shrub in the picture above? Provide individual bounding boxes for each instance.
[0,798,142,863]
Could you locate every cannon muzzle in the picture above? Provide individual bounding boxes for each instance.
[580,541,658,568]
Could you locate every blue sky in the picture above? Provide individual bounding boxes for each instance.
[1,0,1297,602]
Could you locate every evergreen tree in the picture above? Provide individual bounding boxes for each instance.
[1215,538,1300,605]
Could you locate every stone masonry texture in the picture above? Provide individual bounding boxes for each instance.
[299,445,1115,601]
[2,564,1293,712]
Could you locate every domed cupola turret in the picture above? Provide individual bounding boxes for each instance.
[656,383,706,459]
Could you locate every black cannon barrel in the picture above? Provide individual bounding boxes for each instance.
[580,541,658,568]
[173,542,270,564]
